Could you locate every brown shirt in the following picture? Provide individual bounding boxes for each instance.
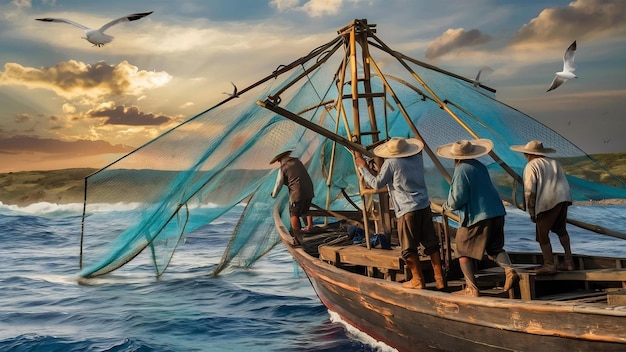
[277,157,314,202]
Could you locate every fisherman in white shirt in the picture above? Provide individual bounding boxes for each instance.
[511,140,574,274]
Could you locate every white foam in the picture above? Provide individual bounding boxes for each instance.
[23,273,79,285]
[0,201,147,217]
[327,310,398,352]
[0,201,83,217]
[0,199,247,218]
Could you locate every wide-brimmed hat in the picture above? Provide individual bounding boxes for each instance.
[510,140,556,155]
[269,150,292,164]
[436,139,493,160]
[373,137,424,158]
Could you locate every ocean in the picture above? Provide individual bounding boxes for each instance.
[1,202,625,352]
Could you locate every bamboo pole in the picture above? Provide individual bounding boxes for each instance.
[324,47,351,225]
[358,22,392,237]
[367,40,496,93]
[346,22,375,249]
[311,203,363,229]
[349,23,361,141]
[257,100,374,158]
[567,218,626,241]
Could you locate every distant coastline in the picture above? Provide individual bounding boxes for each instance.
[1,153,625,207]
[0,168,97,206]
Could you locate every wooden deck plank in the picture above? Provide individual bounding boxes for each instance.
[319,245,403,270]
[532,268,626,282]
[518,269,626,301]
[538,290,606,302]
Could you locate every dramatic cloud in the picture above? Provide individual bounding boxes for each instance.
[425,28,492,60]
[0,60,172,100]
[511,0,626,47]
[0,135,134,156]
[89,105,172,126]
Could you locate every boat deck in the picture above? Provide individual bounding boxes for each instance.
[314,238,626,303]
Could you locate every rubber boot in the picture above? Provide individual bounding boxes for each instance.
[453,258,479,297]
[534,243,556,274]
[494,251,519,291]
[402,253,425,289]
[429,251,445,290]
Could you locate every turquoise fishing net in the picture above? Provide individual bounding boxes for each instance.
[79,25,626,278]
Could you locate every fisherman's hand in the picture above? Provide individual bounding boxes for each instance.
[354,154,366,168]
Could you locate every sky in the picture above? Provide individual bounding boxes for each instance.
[0,0,625,172]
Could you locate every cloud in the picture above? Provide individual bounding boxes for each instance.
[15,113,31,123]
[510,0,626,47]
[270,0,360,17]
[11,0,31,8]
[62,103,76,114]
[0,135,134,156]
[89,105,172,126]
[270,0,300,11]
[0,60,172,100]
[425,28,492,60]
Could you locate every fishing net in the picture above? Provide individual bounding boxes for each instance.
[79,21,626,278]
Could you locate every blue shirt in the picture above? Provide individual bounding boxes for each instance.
[359,154,430,218]
[445,159,505,227]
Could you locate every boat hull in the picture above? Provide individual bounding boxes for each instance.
[274,209,626,352]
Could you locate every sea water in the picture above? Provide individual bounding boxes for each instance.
[0,203,625,352]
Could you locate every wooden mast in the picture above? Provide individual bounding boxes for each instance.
[344,20,393,247]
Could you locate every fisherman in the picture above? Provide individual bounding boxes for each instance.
[270,150,315,246]
[436,139,519,297]
[355,137,445,290]
[510,140,574,274]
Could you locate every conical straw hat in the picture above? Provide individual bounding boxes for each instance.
[436,139,493,159]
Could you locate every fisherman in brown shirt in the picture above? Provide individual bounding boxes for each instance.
[270,150,315,246]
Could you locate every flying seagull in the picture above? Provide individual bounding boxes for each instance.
[547,40,577,92]
[222,82,239,98]
[472,65,494,87]
[36,11,153,47]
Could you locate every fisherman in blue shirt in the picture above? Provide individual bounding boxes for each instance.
[355,137,445,290]
[436,139,519,297]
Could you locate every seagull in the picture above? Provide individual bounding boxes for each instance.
[472,65,494,87]
[547,40,577,92]
[36,11,153,47]
[222,82,239,98]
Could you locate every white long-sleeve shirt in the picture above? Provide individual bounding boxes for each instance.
[523,156,572,217]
